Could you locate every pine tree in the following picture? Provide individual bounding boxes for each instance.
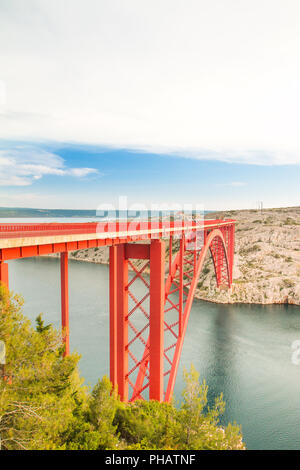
[35,314,51,334]
[0,284,85,449]
[177,365,245,450]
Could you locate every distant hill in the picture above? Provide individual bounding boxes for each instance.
[0,207,214,218]
[0,207,98,218]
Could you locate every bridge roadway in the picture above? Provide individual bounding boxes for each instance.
[0,219,234,252]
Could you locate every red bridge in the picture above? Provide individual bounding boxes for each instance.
[0,218,235,402]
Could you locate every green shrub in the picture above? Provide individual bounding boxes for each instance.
[283,218,297,225]
[239,245,261,256]
[281,279,295,289]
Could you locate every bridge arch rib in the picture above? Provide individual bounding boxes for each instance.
[164,228,232,401]
[208,229,231,289]
[111,225,235,403]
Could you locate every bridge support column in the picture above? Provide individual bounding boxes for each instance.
[216,237,224,287]
[60,252,69,356]
[114,244,129,402]
[0,262,9,289]
[179,236,184,337]
[228,224,235,284]
[149,240,165,401]
[169,235,173,274]
[109,244,129,401]
[109,246,118,389]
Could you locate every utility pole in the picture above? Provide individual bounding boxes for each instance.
[257,201,263,213]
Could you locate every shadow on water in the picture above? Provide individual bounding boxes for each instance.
[205,305,236,426]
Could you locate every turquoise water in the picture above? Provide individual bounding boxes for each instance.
[8,257,300,450]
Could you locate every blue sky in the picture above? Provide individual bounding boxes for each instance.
[0,141,298,211]
[0,1,300,210]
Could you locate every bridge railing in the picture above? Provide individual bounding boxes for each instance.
[0,219,235,239]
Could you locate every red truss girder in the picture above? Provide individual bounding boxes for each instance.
[110,225,235,403]
[109,241,165,402]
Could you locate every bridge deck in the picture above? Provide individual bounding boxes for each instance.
[0,219,235,260]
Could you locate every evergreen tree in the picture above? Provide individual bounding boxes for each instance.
[0,284,85,449]
[115,399,180,449]
[35,314,51,334]
[177,365,244,450]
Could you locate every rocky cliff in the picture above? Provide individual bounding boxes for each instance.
[198,207,300,305]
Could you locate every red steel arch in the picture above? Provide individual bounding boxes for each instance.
[164,228,231,401]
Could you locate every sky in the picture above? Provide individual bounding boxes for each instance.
[0,0,299,210]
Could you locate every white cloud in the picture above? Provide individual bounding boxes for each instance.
[69,168,98,177]
[0,0,300,165]
[0,147,98,186]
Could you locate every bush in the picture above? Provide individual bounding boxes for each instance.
[283,218,297,225]
[281,279,295,289]
[239,245,261,256]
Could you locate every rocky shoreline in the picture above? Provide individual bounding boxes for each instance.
[47,207,300,306]
[199,207,300,305]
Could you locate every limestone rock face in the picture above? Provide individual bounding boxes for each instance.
[196,207,300,305]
